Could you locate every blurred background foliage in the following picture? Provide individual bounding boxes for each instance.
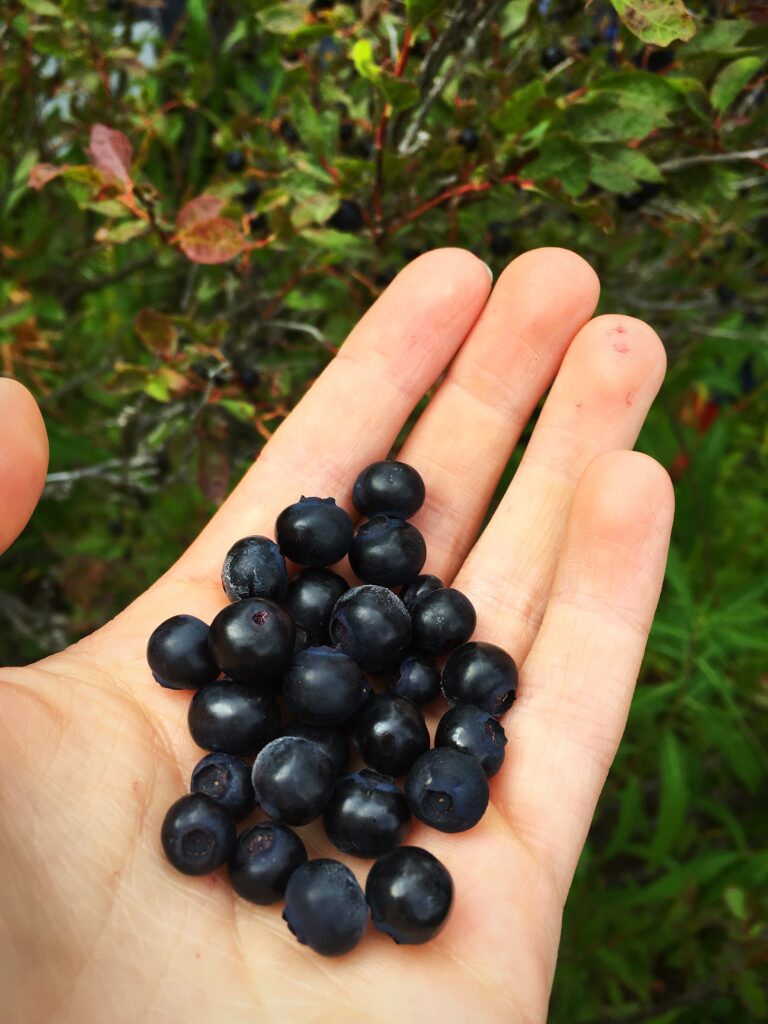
[1,0,767,1019]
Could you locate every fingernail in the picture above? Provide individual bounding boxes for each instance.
[481,260,494,284]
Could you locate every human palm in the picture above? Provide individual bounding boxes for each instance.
[0,248,673,1024]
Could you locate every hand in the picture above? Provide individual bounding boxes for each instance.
[0,249,673,1024]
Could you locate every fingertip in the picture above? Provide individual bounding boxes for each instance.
[399,247,494,304]
[0,377,49,554]
[498,247,601,316]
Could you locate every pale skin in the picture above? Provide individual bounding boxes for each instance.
[0,248,674,1024]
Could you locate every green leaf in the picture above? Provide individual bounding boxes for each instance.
[290,91,339,158]
[711,56,763,113]
[608,0,696,46]
[649,731,688,864]
[351,38,380,82]
[404,0,442,29]
[681,19,751,55]
[257,2,309,34]
[724,886,747,920]
[567,95,669,143]
[526,136,590,196]
[499,0,532,36]
[492,80,546,135]
[20,0,60,15]
[217,399,256,423]
[589,146,663,192]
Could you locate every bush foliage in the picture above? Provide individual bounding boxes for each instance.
[1,0,767,1020]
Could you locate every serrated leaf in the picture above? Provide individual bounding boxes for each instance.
[526,136,590,196]
[589,146,663,192]
[609,0,696,46]
[134,309,178,354]
[290,91,338,157]
[711,56,763,113]
[257,2,309,34]
[566,93,670,142]
[405,0,442,28]
[492,80,545,135]
[88,124,133,188]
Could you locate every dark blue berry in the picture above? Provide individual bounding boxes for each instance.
[617,183,662,211]
[366,846,453,944]
[188,679,281,755]
[382,652,441,705]
[283,859,368,956]
[410,588,476,656]
[240,179,261,208]
[405,748,489,832]
[228,823,307,904]
[208,598,295,683]
[226,150,246,173]
[435,705,507,778]
[161,794,236,876]
[458,127,479,151]
[329,585,411,671]
[279,118,300,144]
[353,694,429,777]
[541,45,566,70]
[323,769,410,858]
[327,200,364,233]
[441,641,518,717]
[147,614,218,689]
[293,625,311,655]
[349,515,426,587]
[251,737,335,825]
[282,567,348,644]
[400,573,444,614]
[279,721,349,775]
[221,535,288,603]
[276,497,354,567]
[190,752,255,820]
[352,460,425,519]
[283,646,368,726]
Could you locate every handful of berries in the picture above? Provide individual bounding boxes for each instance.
[148,460,517,956]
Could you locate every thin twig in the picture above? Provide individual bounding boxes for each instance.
[63,254,155,304]
[659,147,768,172]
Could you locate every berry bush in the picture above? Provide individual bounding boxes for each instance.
[1,0,767,1018]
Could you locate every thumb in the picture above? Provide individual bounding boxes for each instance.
[0,378,48,556]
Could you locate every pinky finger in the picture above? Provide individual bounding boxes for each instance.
[497,451,674,897]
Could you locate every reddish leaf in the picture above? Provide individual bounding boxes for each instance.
[176,195,226,232]
[29,163,69,190]
[88,124,133,187]
[134,308,178,354]
[176,217,247,264]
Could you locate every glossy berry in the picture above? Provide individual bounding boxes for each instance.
[353,694,429,777]
[324,769,411,858]
[279,118,300,144]
[226,150,246,172]
[349,515,426,587]
[293,625,311,655]
[282,567,348,644]
[329,585,411,671]
[228,823,307,904]
[400,573,444,614]
[441,641,518,717]
[406,748,489,833]
[208,598,295,683]
[188,679,281,755]
[410,588,476,656]
[458,126,479,151]
[251,737,335,825]
[541,44,566,70]
[279,721,349,775]
[366,846,453,944]
[327,199,364,233]
[283,646,368,726]
[276,496,354,567]
[190,752,255,820]
[147,614,218,690]
[241,179,261,208]
[283,859,368,956]
[221,535,288,603]
[382,653,441,705]
[160,794,236,876]
[435,705,507,778]
[352,460,425,519]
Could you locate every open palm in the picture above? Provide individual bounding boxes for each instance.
[0,248,673,1024]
